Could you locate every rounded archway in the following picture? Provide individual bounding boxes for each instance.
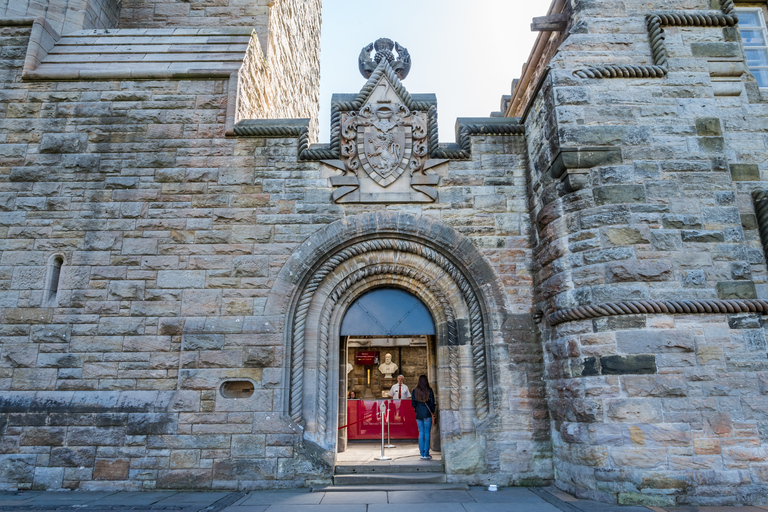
[266,212,509,473]
[339,288,437,454]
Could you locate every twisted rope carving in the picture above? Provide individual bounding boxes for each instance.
[574,3,737,79]
[752,190,768,264]
[427,106,440,159]
[548,299,768,325]
[431,123,525,160]
[289,238,489,424]
[233,123,305,136]
[313,264,461,439]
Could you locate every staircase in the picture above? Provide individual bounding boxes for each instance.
[334,462,447,485]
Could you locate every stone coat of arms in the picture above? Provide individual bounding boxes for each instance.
[327,38,443,203]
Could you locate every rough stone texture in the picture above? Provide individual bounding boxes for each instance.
[0,0,120,35]
[0,0,542,493]
[4,0,768,506]
[520,0,768,506]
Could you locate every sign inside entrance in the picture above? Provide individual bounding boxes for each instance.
[355,351,380,365]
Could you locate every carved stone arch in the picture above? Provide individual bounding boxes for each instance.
[267,212,508,447]
[308,259,468,446]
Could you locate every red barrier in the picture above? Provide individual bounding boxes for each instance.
[346,399,419,440]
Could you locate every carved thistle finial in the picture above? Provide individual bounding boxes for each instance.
[358,38,411,80]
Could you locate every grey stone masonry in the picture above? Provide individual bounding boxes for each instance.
[521,0,768,507]
[5,0,768,506]
[0,0,545,494]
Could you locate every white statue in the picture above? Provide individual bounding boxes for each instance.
[378,353,398,378]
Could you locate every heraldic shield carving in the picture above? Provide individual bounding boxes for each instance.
[327,38,445,204]
[344,98,427,188]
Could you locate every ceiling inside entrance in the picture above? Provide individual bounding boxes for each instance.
[340,288,436,336]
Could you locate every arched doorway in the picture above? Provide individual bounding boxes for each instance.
[338,288,437,458]
[269,212,510,476]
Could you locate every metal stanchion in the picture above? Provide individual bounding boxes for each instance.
[385,400,395,448]
[374,401,391,460]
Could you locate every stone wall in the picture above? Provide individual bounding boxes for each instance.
[235,0,322,141]
[523,0,768,506]
[0,15,548,490]
[0,0,120,34]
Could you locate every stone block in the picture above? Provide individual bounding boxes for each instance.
[616,331,694,353]
[231,434,266,457]
[4,308,53,324]
[681,230,724,243]
[605,227,648,245]
[593,185,646,206]
[232,256,269,277]
[212,458,276,480]
[67,427,125,446]
[244,347,276,367]
[50,446,96,467]
[156,469,211,489]
[622,375,685,396]
[717,281,757,299]
[98,317,144,336]
[601,355,657,375]
[93,459,129,480]
[20,427,65,446]
[695,117,722,137]
[126,413,177,435]
[39,134,87,154]
[180,290,221,316]
[605,399,663,423]
[593,315,646,332]
[182,334,224,351]
[11,369,56,390]
[606,260,672,283]
[33,467,64,490]
[730,163,760,181]
[157,270,206,289]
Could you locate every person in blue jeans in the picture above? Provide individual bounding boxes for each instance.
[411,374,435,460]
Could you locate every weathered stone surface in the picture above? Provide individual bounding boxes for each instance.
[616,331,694,353]
[605,261,672,283]
[601,355,657,375]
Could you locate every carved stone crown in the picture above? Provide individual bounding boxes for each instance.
[358,37,411,80]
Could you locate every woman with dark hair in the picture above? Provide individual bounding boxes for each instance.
[411,374,435,460]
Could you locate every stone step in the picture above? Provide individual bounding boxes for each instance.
[332,472,447,485]
[314,483,468,492]
[335,463,444,474]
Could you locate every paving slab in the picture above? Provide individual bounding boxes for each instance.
[240,492,322,506]
[88,491,177,506]
[319,491,388,504]
[264,506,366,512]
[466,486,543,503]
[221,506,269,512]
[154,491,231,506]
[386,490,472,503]
[463,502,563,512]
[368,504,466,512]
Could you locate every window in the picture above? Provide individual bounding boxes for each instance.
[45,254,64,305]
[736,7,768,88]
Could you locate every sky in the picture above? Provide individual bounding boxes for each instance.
[317,0,551,143]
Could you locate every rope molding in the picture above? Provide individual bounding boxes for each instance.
[289,238,490,425]
[313,264,460,440]
[574,0,738,79]
[752,190,768,264]
[234,59,525,161]
[548,298,768,325]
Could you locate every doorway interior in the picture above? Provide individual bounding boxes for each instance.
[337,288,440,463]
